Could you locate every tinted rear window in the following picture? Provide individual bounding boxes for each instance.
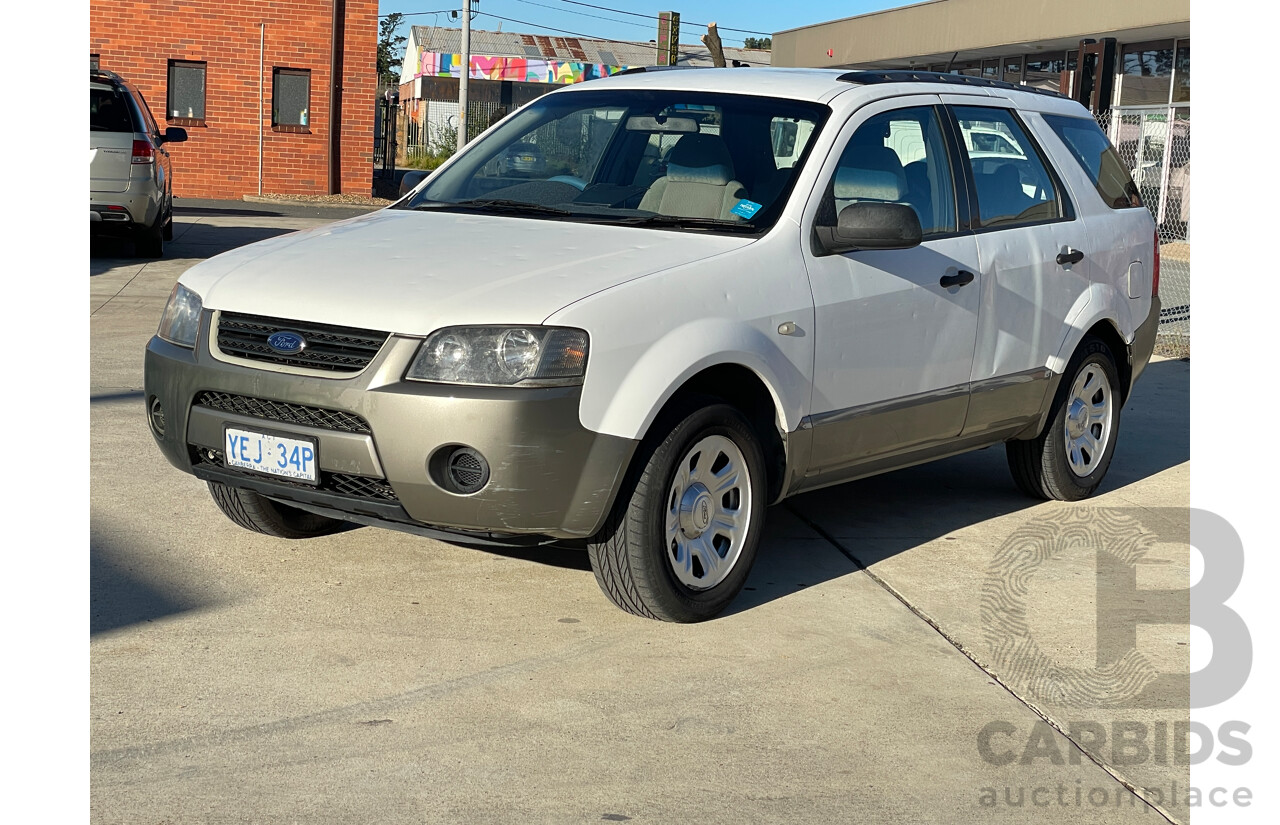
[91,86,134,133]
[1043,114,1142,209]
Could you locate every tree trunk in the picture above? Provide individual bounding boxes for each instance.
[702,22,727,68]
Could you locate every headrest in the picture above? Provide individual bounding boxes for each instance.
[666,134,735,185]
[834,166,906,202]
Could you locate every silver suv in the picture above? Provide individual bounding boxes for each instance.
[90,69,187,257]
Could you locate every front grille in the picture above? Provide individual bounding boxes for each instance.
[193,447,399,502]
[195,391,370,434]
[217,312,389,373]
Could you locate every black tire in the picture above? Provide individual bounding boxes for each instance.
[588,401,767,622]
[207,481,352,539]
[135,209,164,258]
[161,199,174,241]
[1007,336,1122,501]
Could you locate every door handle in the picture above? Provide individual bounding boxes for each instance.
[939,270,975,289]
[1056,248,1085,266]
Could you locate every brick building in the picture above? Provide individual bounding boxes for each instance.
[89,0,378,199]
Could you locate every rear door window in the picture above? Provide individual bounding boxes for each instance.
[1042,114,1143,209]
[953,106,1064,228]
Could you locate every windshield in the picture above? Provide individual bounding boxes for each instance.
[400,89,828,233]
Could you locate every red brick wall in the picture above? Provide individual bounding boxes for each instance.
[90,0,377,200]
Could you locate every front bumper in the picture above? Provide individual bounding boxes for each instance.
[144,311,637,540]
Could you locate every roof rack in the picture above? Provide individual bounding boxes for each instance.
[614,65,700,76]
[90,68,124,82]
[836,70,1067,99]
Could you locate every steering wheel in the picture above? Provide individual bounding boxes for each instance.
[547,175,587,191]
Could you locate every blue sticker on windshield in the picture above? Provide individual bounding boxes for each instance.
[731,199,762,219]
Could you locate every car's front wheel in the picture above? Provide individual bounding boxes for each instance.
[588,402,766,622]
[207,481,353,539]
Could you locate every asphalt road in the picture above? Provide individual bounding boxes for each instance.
[90,203,1192,823]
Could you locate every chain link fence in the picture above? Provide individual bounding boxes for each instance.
[1099,106,1190,358]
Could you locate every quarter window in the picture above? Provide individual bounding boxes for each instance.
[1043,114,1142,209]
[954,107,1062,228]
[167,60,207,124]
[822,106,956,236]
[272,68,311,130]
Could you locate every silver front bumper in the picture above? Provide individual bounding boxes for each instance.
[144,311,637,539]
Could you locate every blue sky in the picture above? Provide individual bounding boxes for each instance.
[377,1,909,49]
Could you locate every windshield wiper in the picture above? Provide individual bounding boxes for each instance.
[614,215,759,232]
[414,199,576,217]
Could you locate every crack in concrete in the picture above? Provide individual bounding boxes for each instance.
[90,633,619,777]
[784,501,1182,825]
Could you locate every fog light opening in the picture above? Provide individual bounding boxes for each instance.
[148,396,166,437]
[429,446,490,495]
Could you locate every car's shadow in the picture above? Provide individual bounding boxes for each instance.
[450,358,1190,618]
[90,222,299,271]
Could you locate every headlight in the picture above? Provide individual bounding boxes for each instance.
[407,326,588,386]
[157,283,203,348]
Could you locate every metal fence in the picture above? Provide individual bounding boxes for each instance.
[398,99,510,166]
[1099,105,1190,357]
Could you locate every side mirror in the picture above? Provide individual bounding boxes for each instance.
[399,170,430,198]
[161,127,188,144]
[814,202,922,256]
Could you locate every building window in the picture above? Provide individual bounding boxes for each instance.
[1002,58,1022,85]
[1120,40,1175,106]
[1024,54,1066,92]
[167,60,207,124]
[1173,40,1190,103]
[981,59,999,79]
[90,54,100,70]
[273,68,311,131]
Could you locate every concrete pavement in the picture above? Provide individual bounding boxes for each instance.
[90,203,1192,823]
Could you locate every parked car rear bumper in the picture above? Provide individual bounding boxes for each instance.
[90,185,160,230]
[1129,294,1163,394]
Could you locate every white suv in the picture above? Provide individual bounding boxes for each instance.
[145,69,1160,622]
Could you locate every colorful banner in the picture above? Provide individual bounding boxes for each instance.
[416,51,632,84]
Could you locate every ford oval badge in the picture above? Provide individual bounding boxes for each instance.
[266,331,306,355]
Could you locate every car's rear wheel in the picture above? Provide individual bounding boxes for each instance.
[135,209,165,258]
[161,199,174,241]
[207,481,352,539]
[1007,336,1121,501]
[588,401,766,622]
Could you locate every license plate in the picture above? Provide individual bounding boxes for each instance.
[224,427,318,483]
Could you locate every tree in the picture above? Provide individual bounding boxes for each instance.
[378,13,408,86]
[743,37,772,51]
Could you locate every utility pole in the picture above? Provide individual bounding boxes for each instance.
[457,0,473,149]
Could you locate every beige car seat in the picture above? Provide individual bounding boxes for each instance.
[638,134,748,221]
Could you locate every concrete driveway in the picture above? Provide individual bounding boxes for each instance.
[91,202,1191,823]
